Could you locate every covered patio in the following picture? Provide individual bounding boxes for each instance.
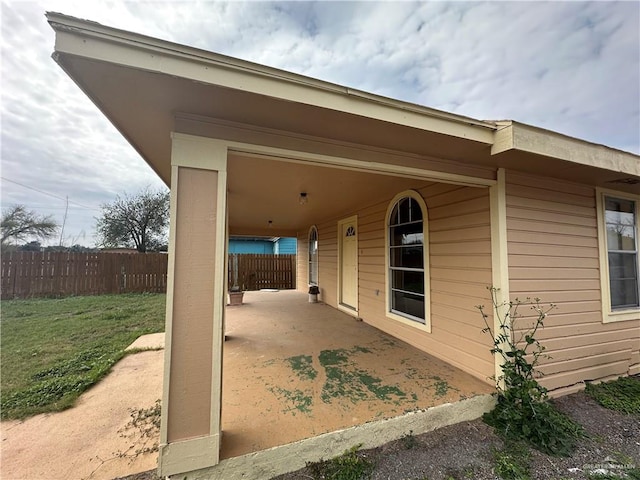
[48,14,503,478]
[221,289,494,460]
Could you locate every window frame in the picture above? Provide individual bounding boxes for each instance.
[308,225,318,286]
[596,187,640,323]
[384,190,431,332]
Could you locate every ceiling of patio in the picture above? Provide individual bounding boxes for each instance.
[227,152,436,236]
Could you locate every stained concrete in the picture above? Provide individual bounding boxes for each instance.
[221,290,494,459]
[194,395,496,480]
[1,290,494,480]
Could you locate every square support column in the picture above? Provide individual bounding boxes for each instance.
[159,134,228,477]
[489,167,510,386]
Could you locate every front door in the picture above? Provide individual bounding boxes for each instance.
[339,216,358,312]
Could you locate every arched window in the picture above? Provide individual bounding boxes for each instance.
[386,191,429,328]
[308,226,318,286]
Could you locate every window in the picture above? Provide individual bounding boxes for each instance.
[308,226,318,286]
[386,191,429,329]
[597,189,640,322]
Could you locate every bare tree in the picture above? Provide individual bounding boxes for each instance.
[96,188,169,253]
[1,205,58,249]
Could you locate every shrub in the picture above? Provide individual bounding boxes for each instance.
[478,288,584,457]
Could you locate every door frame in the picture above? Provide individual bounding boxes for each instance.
[337,215,359,316]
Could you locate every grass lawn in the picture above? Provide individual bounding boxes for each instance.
[1,293,166,420]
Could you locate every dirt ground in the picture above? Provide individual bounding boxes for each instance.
[117,387,639,480]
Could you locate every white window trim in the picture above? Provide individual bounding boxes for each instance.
[384,190,431,333]
[308,225,318,286]
[596,187,640,323]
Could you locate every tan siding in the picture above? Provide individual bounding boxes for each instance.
[506,171,640,392]
[355,184,494,383]
[317,220,338,307]
[297,230,308,293]
[307,183,494,384]
[430,225,491,243]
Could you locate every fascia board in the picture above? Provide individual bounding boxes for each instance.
[492,121,640,177]
[47,12,495,145]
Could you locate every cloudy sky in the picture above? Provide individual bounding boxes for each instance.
[1,1,639,247]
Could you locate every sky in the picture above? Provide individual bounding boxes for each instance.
[1,0,639,247]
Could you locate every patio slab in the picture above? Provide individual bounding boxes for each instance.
[125,332,165,351]
[1,290,494,480]
[221,290,493,459]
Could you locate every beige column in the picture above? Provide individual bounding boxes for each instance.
[159,134,228,477]
[489,167,510,386]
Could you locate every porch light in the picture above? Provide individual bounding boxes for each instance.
[299,192,308,205]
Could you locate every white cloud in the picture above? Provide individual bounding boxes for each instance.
[1,0,638,246]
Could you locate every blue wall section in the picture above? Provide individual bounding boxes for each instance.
[228,239,274,254]
[229,237,297,254]
[274,237,297,254]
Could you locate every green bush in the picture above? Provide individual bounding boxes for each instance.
[478,288,584,457]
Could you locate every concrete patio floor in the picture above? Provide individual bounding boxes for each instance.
[221,289,494,459]
[0,290,494,480]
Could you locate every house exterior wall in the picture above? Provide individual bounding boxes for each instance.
[297,231,309,292]
[275,237,297,255]
[297,183,495,384]
[505,171,640,395]
[228,239,275,254]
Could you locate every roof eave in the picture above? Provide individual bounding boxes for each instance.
[492,121,640,178]
[46,11,496,145]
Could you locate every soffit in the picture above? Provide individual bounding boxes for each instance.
[488,149,640,195]
[227,153,439,235]
[53,53,497,186]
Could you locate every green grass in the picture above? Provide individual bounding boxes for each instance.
[306,445,375,480]
[492,441,531,480]
[585,376,640,415]
[1,293,166,420]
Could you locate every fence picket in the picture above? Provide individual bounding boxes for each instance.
[1,252,296,298]
[228,253,296,291]
[0,252,168,298]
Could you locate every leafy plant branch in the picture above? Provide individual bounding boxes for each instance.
[478,287,554,400]
[478,287,584,457]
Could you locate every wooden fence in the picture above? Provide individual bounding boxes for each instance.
[1,251,168,299]
[228,254,296,291]
[1,252,296,299]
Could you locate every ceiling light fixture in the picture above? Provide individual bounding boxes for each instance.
[299,192,308,205]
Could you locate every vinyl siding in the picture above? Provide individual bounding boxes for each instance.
[274,237,297,255]
[296,231,308,293]
[506,171,640,393]
[317,220,339,308]
[297,183,494,384]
